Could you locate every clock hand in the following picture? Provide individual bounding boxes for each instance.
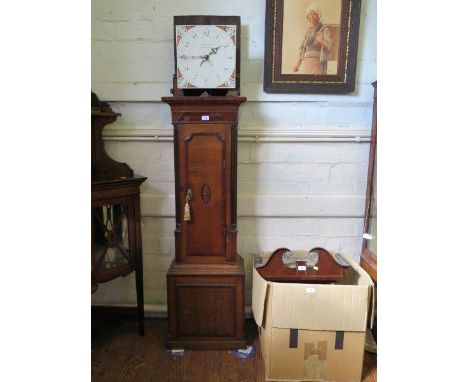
[200,54,211,66]
[179,45,229,61]
[209,46,221,55]
[180,54,208,60]
[200,58,213,67]
[198,47,223,66]
[209,45,229,55]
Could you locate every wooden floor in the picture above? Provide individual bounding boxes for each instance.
[92,316,377,381]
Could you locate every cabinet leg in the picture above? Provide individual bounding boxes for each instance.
[135,266,144,336]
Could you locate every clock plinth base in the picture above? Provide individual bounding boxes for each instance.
[166,255,246,350]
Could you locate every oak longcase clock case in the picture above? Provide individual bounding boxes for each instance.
[162,96,246,350]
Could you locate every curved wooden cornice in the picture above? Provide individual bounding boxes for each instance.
[91,92,134,181]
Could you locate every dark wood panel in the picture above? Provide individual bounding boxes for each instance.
[362,81,377,244]
[361,248,377,283]
[182,128,227,260]
[362,351,377,382]
[197,288,218,336]
[176,285,198,337]
[175,285,236,338]
[361,81,377,342]
[167,257,245,349]
[215,287,236,337]
[91,92,133,181]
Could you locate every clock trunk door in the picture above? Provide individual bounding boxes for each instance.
[177,124,230,263]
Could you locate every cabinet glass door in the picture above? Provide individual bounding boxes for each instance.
[92,203,131,272]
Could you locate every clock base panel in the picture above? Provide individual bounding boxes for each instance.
[166,255,246,350]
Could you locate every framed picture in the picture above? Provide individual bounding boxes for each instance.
[263,0,362,93]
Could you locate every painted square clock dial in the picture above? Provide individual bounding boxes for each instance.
[174,16,241,91]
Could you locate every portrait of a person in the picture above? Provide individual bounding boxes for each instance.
[292,3,334,75]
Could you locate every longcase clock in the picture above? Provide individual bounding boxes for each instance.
[163,15,246,350]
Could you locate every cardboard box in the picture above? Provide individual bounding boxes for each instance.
[252,253,374,382]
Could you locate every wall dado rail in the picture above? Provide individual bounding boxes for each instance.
[102,128,369,218]
[139,194,366,219]
[103,128,371,143]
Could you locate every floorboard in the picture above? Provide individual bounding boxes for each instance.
[92,316,376,381]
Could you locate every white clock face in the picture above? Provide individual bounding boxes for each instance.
[176,25,237,89]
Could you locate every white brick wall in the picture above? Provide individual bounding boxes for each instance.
[91,0,377,311]
[92,0,377,102]
[92,140,370,308]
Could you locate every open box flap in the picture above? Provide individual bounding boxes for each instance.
[339,253,376,329]
[252,264,270,327]
[252,253,375,332]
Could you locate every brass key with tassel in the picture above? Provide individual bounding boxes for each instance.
[184,187,192,221]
